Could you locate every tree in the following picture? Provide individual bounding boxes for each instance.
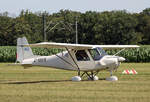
[78,11,142,45]
[142,8,150,16]
[18,10,43,43]
[0,12,15,45]
[0,9,149,45]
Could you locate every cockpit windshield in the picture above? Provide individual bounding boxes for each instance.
[97,47,107,56]
[89,47,107,61]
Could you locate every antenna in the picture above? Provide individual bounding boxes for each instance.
[75,16,78,44]
[42,14,46,42]
[42,14,59,42]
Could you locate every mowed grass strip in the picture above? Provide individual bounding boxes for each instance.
[0,63,150,102]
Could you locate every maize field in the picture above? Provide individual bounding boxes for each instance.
[0,46,150,62]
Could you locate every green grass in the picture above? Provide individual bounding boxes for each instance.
[0,63,150,102]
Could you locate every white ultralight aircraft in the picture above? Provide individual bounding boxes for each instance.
[16,37,139,81]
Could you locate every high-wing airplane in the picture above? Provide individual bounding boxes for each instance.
[16,37,139,81]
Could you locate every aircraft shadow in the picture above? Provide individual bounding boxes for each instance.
[0,80,71,84]
[99,78,106,80]
[0,78,106,84]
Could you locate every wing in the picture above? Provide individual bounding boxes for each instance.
[27,42,140,50]
[94,45,140,49]
[28,42,92,50]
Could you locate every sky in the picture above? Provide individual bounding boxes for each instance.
[0,0,150,16]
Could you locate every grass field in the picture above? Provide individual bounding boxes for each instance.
[0,63,150,102]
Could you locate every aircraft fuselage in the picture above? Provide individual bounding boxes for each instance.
[22,49,125,72]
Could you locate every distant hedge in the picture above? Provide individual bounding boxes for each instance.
[0,46,150,62]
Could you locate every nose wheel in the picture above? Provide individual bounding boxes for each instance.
[106,70,118,81]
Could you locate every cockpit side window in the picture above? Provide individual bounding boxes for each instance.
[75,50,90,61]
[89,49,101,61]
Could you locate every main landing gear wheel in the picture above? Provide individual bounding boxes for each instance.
[71,76,81,82]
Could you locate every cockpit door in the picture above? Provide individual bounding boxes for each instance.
[75,50,95,70]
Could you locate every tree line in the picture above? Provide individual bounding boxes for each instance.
[0,8,150,46]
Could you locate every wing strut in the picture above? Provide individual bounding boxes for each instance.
[65,47,81,76]
[113,48,125,56]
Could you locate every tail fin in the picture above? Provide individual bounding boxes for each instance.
[17,37,34,63]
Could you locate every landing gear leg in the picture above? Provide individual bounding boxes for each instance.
[78,68,80,76]
[72,70,99,81]
[110,71,113,76]
[84,71,99,81]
